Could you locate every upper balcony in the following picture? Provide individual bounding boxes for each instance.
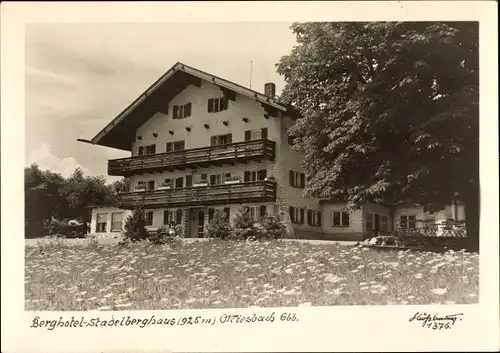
[108,139,276,176]
[117,180,277,209]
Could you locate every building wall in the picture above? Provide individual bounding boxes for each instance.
[321,203,365,241]
[89,207,132,235]
[361,203,393,237]
[393,203,466,229]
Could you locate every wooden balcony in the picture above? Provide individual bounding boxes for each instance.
[117,180,277,209]
[108,139,276,176]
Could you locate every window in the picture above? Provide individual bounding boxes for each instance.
[210,133,232,146]
[209,174,223,185]
[287,135,296,145]
[288,207,304,224]
[166,140,185,152]
[138,146,144,156]
[244,170,267,182]
[244,128,268,141]
[145,145,156,155]
[96,213,108,233]
[333,211,350,227]
[175,177,184,189]
[146,211,154,226]
[366,213,374,230]
[207,97,228,113]
[400,215,416,229]
[163,209,181,225]
[136,181,146,190]
[289,170,305,188]
[111,212,123,232]
[307,210,322,227]
[173,103,192,119]
[245,206,265,221]
[147,180,155,191]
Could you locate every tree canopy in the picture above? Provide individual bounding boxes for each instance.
[277,22,479,247]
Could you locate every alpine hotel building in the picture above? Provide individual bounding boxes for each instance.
[81,62,465,241]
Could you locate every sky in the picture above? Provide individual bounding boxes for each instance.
[25,23,297,182]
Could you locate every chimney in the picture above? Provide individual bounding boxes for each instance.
[264,83,276,97]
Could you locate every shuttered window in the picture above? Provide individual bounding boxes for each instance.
[207,97,228,113]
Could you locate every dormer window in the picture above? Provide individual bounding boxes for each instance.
[145,144,156,155]
[173,103,192,119]
[207,97,228,113]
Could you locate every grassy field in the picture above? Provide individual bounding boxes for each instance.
[25,239,479,310]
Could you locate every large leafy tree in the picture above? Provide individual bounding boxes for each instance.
[276,22,479,250]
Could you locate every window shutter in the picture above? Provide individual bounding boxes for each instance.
[185,175,192,187]
[185,103,192,117]
[207,99,213,113]
[300,173,305,188]
[342,212,350,227]
[138,146,144,156]
[151,144,156,154]
[210,136,217,146]
[289,207,295,223]
[244,171,250,182]
[221,97,228,110]
[259,205,267,219]
[244,130,251,141]
[163,211,168,225]
[261,128,268,139]
[208,208,215,223]
[166,143,172,152]
[289,170,295,187]
[224,207,230,220]
[176,209,182,224]
[307,210,312,225]
[317,211,322,226]
[299,209,304,224]
[173,105,178,119]
[210,175,216,185]
[226,134,232,143]
[176,177,184,188]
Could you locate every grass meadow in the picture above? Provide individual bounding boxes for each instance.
[25,239,479,311]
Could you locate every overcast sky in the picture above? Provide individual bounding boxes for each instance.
[25,23,297,182]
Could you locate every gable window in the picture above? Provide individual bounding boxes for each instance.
[145,211,154,226]
[289,170,305,188]
[210,133,232,146]
[96,213,108,233]
[400,215,416,229]
[207,97,229,113]
[145,144,156,155]
[244,128,268,141]
[333,211,350,227]
[244,169,267,182]
[111,212,123,232]
[173,103,192,119]
[307,210,322,227]
[166,140,185,152]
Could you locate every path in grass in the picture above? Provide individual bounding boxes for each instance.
[25,240,479,310]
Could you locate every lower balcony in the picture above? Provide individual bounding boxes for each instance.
[117,180,277,209]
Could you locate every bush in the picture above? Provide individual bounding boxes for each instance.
[122,202,148,242]
[206,210,232,239]
[231,207,286,241]
[260,214,286,239]
[46,218,87,238]
[232,207,255,230]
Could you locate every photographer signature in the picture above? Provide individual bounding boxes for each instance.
[409,312,463,330]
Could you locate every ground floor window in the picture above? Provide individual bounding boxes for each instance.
[307,210,322,226]
[145,211,154,226]
[332,211,350,227]
[289,206,304,224]
[111,212,123,232]
[96,213,108,232]
[367,213,389,232]
[163,209,183,225]
[208,207,231,223]
[400,215,416,229]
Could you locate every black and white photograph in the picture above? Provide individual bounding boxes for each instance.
[1,1,498,352]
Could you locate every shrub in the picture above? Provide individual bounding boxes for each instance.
[232,207,255,230]
[231,208,286,241]
[122,202,149,242]
[260,213,286,239]
[46,218,87,238]
[206,210,232,239]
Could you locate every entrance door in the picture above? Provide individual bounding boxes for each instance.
[188,209,205,237]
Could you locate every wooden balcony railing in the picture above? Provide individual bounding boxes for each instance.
[117,180,277,209]
[108,139,276,176]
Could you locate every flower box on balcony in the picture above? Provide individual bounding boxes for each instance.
[224,179,241,185]
[157,185,171,190]
[193,182,208,187]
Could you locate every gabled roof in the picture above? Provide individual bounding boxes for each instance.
[79,62,296,151]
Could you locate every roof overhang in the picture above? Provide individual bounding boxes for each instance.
[81,62,295,151]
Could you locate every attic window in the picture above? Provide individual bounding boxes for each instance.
[207,97,228,113]
[173,103,192,119]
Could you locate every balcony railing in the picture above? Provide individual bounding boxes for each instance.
[108,139,276,176]
[117,180,277,208]
[393,219,467,238]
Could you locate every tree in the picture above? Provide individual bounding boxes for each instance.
[122,202,149,242]
[276,22,479,250]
